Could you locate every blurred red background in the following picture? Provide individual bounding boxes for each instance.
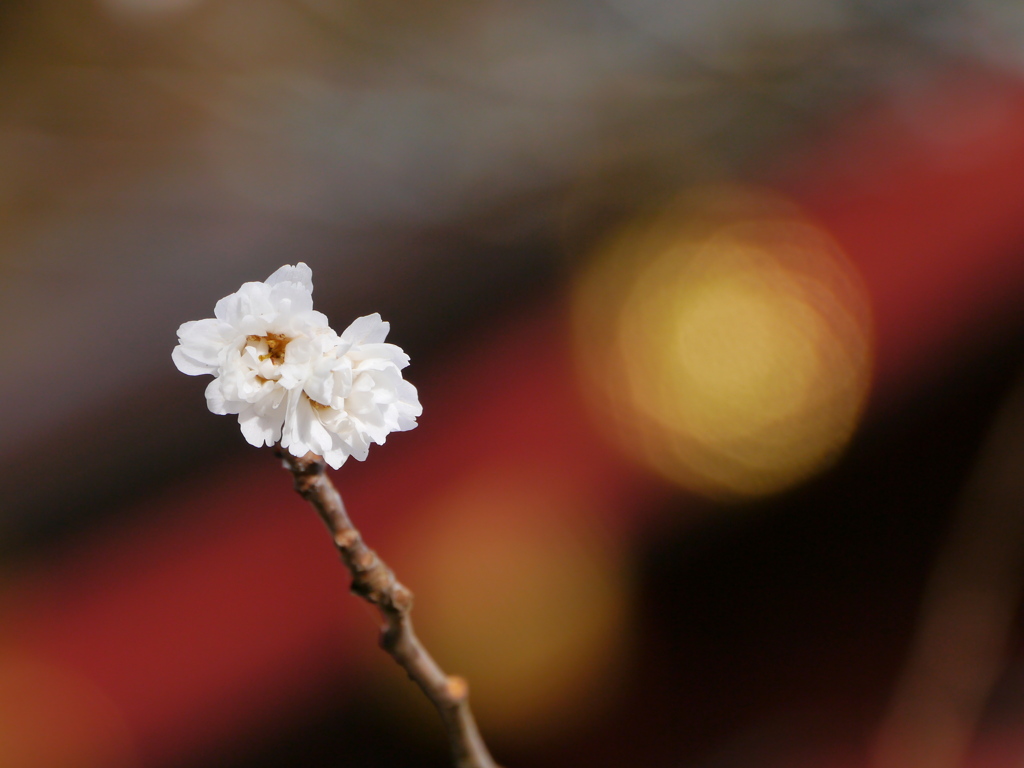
[2,3,1024,768]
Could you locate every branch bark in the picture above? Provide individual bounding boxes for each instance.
[276,447,501,768]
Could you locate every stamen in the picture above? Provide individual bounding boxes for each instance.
[247,332,291,364]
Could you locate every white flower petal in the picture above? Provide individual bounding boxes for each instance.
[340,314,389,346]
[205,378,230,415]
[173,319,236,375]
[214,281,272,326]
[268,282,315,324]
[279,388,307,455]
[238,405,282,447]
[265,262,313,291]
[172,347,215,376]
[321,447,349,470]
[350,342,410,369]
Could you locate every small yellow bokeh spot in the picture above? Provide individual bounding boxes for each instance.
[385,469,630,743]
[573,186,873,499]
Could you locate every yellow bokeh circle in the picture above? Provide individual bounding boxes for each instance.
[383,469,630,744]
[573,186,873,499]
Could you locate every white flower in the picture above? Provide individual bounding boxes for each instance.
[172,263,423,468]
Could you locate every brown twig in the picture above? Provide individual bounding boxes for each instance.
[276,447,502,768]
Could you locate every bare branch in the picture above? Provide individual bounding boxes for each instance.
[277,447,502,768]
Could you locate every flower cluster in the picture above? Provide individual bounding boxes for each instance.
[172,263,422,468]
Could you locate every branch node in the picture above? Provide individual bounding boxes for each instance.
[351,548,377,574]
[392,584,414,612]
[380,623,400,651]
[445,675,469,702]
[334,529,360,549]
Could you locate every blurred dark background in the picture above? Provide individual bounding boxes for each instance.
[3,1,1024,767]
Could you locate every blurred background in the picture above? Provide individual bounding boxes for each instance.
[2,1,1024,767]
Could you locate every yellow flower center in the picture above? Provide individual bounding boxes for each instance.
[247,333,290,364]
